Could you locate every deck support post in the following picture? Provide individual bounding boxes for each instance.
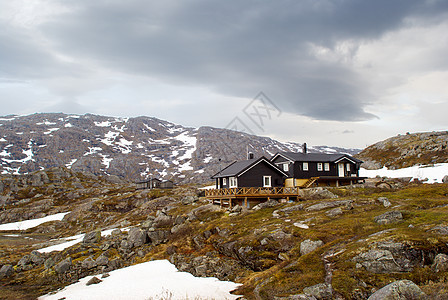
[244,197,248,208]
[229,199,232,209]
[220,199,223,208]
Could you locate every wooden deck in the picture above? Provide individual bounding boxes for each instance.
[205,187,301,208]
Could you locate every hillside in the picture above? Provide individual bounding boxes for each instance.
[1,168,448,299]
[0,113,360,184]
[356,131,448,170]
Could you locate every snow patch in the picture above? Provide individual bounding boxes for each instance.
[360,163,448,184]
[44,128,59,135]
[0,212,70,231]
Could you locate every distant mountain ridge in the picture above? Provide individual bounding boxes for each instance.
[0,113,361,183]
[356,131,448,170]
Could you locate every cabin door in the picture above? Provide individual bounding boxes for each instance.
[338,163,345,177]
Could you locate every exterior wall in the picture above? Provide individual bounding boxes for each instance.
[292,160,359,179]
[272,156,294,177]
[237,161,285,188]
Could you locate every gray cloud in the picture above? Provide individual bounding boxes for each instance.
[3,0,448,122]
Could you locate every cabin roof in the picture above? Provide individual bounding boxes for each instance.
[271,152,363,164]
[212,156,288,178]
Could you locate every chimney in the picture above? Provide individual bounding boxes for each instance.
[302,143,307,154]
[248,152,254,160]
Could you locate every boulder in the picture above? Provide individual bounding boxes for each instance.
[442,175,448,183]
[152,214,173,228]
[81,257,97,269]
[86,276,102,286]
[430,225,448,235]
[44,257,55,269]
[83,230,101,244]
[353,249,411,273]
[305,200,352,212]
[0,264,14,278]
[300,239,324,256]
[374,211,403,225]
[303,283,333,300]
[95,255,109,266]
[300,188,338,200]
[147,230,169,245]
[377,197,391,208]
[181,195,198,205]
[55,258,72,274]
[252,199,279,211]
[367,280,426,300]
[326,207,343,217]
[432,253,448,272]
[127,227,148,247]
[273,204,304,217]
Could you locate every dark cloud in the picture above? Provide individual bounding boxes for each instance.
[10,0,448,120]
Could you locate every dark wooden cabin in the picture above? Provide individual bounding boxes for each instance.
[270,151,365,187]
[136,178,174,190]
[211,156,288,189]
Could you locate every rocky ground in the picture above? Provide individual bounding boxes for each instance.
[1,167,448,299]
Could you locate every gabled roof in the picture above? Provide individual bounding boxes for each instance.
[271,152,363,164]
[212,156,288,179]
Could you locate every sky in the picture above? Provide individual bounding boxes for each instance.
[1,0,448,148]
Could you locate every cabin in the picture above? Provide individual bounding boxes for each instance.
[270,150,364,187]
[207,156,301,208]
[136,178,174,190]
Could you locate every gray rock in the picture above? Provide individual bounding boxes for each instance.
[300,188,338,200]
[44,257,55,269]
[305,200,353,212]
[81,257,97,269]
[378,197,391,208]
[274,295,317,300]
[432,253,448,272]
[326,207,343,217]
[0,264,14,278]
[374,211,403,225]
[367,280,427,300]
[55,258,72,274]
[152,214,173,228]
[86,276,102,286]
[442,175,448,183]
[83,230,101,244]
[252,199,279,211]
[181,195,198,205]
[96,255,109,266]
[300,239,324,256]
[111,228,122,236]
[430,225,448,235]
[147,230,169,245]
[303,283,332,300]
[127,227,148,247]
[353,249,411,273]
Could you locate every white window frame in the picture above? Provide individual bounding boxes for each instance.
[229,177,238,188]
[263,176,272,187]
[222,178,227,185]
[324,163,330,172]
[346,163,351,171]
[317,163,323,171]
[283,163,289,172]
[303,162,309,171]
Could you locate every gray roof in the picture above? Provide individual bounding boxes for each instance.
[272,152,363,164]
[212,156,287,178]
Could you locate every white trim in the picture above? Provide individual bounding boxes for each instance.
[229,176,238,188]
[324,162,330,171]
[271,153,294,163]
[222,178,227,185]
[303,162,309,171]
[263,176,272,187]
[282,163,289,172]
[317,162,323,171]
[334,156,357,164]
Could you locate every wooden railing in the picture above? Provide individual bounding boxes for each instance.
[205,187,300,198]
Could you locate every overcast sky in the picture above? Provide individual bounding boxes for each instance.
[1,0,448,148]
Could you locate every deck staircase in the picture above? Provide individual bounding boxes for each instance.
[301,177,319,188]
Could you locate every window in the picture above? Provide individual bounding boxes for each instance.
[346,163,351,171]
[229,177,238,188]
[222,178,227,185]
[263,176,272,187]
[324,163,330,171]
[317,163,323,171]
[303,162,309,171]
[283,163,289,172]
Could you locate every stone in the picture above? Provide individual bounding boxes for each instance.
[86,276,102,286]
[378,197,391,207]
[432,253,448,272]
[305,200,353,212]
[55,258,72,274]
[147,230,169,245]
[181,195,198,205]
[352,249,411,273]
[300,188,338,200]
[44,257,55,269]
[96,255,109,266]
[430,225,448,235]
[252,199,279,211]
[303,283,333,300]
[300,239,324,256]
[83,230,101,244]
[0,264,14,278]
[367,280,426,300]
[326,207,343,217]
[152,214,173,228]
[127,227,148,247]
[81,257,97,269]
[374,211,403,225]
[442,175,448,183]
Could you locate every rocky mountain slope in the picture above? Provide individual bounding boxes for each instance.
[0,169,447,299]
[356,131,448,170]
[0,113,360,184]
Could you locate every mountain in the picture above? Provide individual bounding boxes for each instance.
[356,131,448,170]
[0,113,360,183]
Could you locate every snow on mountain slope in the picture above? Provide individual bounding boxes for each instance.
[0,113,360,183]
